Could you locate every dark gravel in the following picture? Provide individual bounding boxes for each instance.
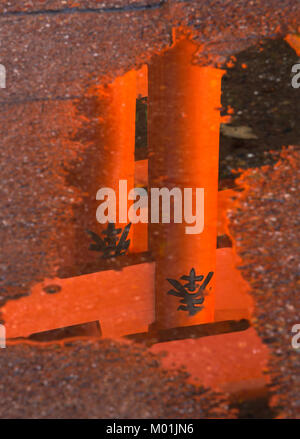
[0,339,235,418]
[228,146,300,419]
[0,0,298,102]
[220,38,300,180]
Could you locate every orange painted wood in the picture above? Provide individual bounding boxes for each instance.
[215,247,254,322]
[148,38,225,329]
[2,248,252,339]
[3,262,155,339]
[136,64,148,98]
[92,70,137,246]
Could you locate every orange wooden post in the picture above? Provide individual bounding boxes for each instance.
[72,69,137,267]
[97,70,136,238]
[148,38,224,330]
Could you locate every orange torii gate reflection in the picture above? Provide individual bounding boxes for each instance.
[3,38,253,341]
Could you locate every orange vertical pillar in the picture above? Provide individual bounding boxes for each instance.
[82,70,137,258]
[148,38,224,330]
[70,70,137,271]
[98,69,136,234]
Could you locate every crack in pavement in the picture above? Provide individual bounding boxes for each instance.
[0,1,167,18]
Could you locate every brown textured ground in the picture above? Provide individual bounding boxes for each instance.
[0,0,298,103]
[0,0,299,420]
[0,339,235,418]
[228,146,300,418]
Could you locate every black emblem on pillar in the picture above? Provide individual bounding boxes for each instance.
[87,222,131,259]
[167,268,214,316]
